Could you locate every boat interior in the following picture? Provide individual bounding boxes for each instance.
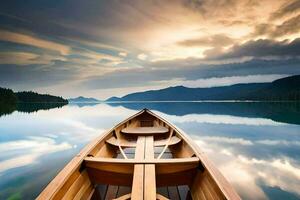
[38,109,238,200]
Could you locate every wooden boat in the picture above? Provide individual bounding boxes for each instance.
[37,109,241,200]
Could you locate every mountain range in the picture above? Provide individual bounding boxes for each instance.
[106,75,300,101]
[68,96,100,103]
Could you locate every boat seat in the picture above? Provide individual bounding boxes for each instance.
[84,157,200,174]
[106,136,182,147]
[106,137,136,147]
[85,135,199,197]
[155,136,181,146]
[121,126,169,135]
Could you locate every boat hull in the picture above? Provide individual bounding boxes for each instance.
[37,109,240,200]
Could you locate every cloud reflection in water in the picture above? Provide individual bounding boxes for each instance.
[156,110,300,199]
[0,103,299,200]
[0,136,73,174]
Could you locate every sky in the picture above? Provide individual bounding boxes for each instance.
[0,0,300,99]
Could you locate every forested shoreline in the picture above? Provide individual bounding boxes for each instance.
[0,87,68,116]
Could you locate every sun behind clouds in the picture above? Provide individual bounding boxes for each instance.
[0,0,299,98]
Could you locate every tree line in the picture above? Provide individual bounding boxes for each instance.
[0,87,68,116]
[0,87,68,103]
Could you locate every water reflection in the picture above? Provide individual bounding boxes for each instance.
[108,102,300,125]
[0,102,67,117]
[0,102,299,200]
[16,103,68,113]
[190,134,300,200]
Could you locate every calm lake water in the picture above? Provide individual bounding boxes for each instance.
[0,102,300,200]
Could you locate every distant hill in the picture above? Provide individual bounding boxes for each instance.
[106,75,300,101]
[107,96,122,102]
[68,96,100,103]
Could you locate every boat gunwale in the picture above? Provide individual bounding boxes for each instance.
[37,108,241,200]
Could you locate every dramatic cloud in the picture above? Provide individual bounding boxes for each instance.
[0,0,299,98]
[270,14,300,38]
[178,34,234,48]
[137,53,148,60]
[0,29,70,55]
[270,0,300,20]
[253,14,300,39]
[180,74,289,88]
[0,52,66,65]
[213,38,300,60]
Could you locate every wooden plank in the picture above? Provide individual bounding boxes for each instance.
[144,136,156,200]
[131,136,145,200]
[105,185,119,200]
[122,126,168,135]
[193,171,223,200]
[191,173,207,200]
[206,170,224,200]
[88,168,195,187]
[84,157,199,165]
[156,161,198,174]
[135,136,145,159]
[144,136,154,158]
[156,169,197,187]
[202,174,223,200]
[193,187,206,200]
[52,171,81,200]
[144,165,156,199]
[85,157,199,175]
[86,160,134,174]
[73,174,92,200]
[131,165,144,200]
[106,137,136,147]
[106,136,181,148]
[81,184,94,200]
[62,170,89,200]
[155,136,181,147]
[86,168,133,186]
